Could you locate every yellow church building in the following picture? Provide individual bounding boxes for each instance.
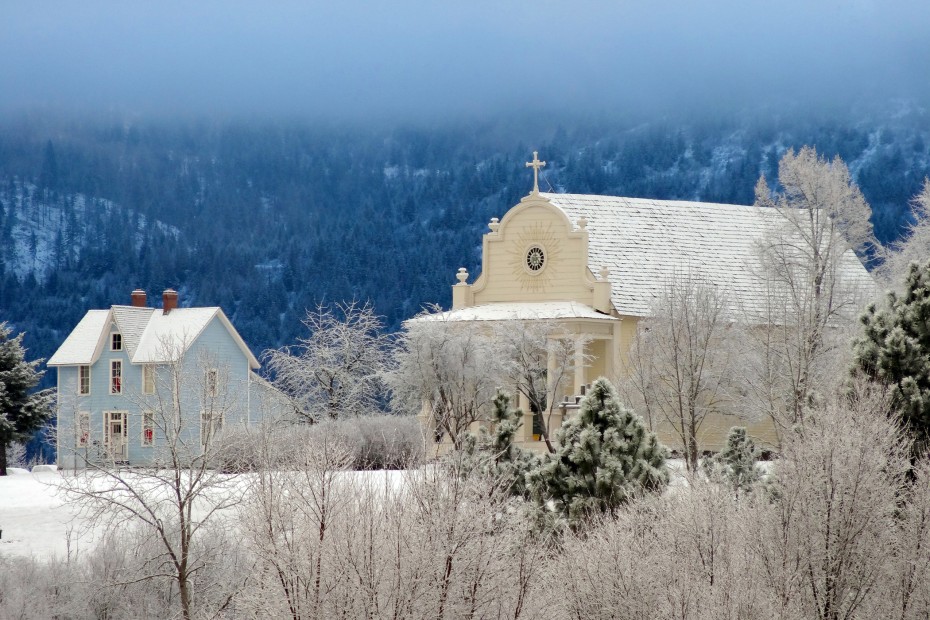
[420,153,873,453]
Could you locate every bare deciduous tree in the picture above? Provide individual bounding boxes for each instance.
[238,439,551,619]
[749,146,877,432]
[56,338,246,620]
[623,272,734,472]
[264,301,390,421]
[876,177,930,289]
[749,382,909,620]
[388,307,503,451]
[493,319,590,453]
[554,382,918,620]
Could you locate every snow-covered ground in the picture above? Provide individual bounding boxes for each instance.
[0,468,409,560]
[0,460,732,561]
[0,471,84,559]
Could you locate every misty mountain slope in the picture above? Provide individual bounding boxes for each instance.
[0,111,929,377]
[0,179,180,281]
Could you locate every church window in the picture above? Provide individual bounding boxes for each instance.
[525,246,546,273]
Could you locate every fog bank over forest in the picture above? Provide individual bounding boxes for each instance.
[3,1,930,121]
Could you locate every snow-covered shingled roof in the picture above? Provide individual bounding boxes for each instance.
[541,193,875,318]
[48,306,259,368]
[46,310,109,366]
[111,305,155,359]
[413,301,617,323]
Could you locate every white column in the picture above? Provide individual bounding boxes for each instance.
[546,339,558,404]
[574,337,585,395]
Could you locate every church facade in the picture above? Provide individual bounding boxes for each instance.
[422,154,873,453]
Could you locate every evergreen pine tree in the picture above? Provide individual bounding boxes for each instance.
[460,390,538,497]
[853,259,930,450]
[703,426,763,496]
[528,378,668,528]
[0,322,54,475]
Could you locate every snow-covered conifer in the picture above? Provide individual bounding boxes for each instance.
[460,390,538,497]
[528,377,668,528]
[853,258,930,449]
[0,322,54,476]
[703,426,763,496]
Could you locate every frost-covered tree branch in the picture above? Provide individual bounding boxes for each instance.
[56,335,245,620]
[387,306,503,451]
[748,146,876,431]
[263,300,390,422]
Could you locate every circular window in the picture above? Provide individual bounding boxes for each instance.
[525,246,546,273]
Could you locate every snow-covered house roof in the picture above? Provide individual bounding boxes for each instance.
[45,310,110,366]
[48,305,260,368]
[541,193,875,318]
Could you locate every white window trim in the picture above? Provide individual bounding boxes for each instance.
[110,332,122,351]
[141,410,154,447]
[142,364,156,395]
[110,359,123,395]
[78,365,91,396]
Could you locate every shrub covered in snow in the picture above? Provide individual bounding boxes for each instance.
[212,415,424,473]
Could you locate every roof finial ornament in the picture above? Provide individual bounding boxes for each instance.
[525,151,546,196]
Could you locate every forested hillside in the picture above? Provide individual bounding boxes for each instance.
[1,106,929,374]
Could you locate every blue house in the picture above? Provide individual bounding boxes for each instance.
[49,289,291,468]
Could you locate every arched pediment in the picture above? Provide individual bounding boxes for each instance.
[466,192,599,305]
[496,193,576,235]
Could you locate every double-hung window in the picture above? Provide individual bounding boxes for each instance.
[110,360,122,394]
[78,365,91,395]
[205,369,218,397]
[142,364,155,395]
[77,411,90,447]
[111,332,122,351]
[200,409,223,446]
[142,410,154,446]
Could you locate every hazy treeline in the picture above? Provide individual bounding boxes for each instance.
[1,107,929,372]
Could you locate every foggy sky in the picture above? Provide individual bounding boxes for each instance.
[3,1,929,120]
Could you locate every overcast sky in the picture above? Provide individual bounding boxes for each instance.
[2,1,929,120]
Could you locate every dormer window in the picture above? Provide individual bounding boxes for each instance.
[111,332,123,351]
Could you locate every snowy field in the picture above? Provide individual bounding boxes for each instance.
[0,462,700,561]
[0,468,410,560]
[0,470,84,558]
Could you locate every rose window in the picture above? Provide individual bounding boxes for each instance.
[526,246,545,272]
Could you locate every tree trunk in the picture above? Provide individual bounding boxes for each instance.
[534,411,556,454]
[178,567,193,620]
[687,420,699,473]
[0,441,7,476]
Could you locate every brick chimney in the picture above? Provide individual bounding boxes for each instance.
[130,289,147,307]
[162,289,178,314]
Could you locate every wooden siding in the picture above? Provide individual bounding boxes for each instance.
[57,316,258,468]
